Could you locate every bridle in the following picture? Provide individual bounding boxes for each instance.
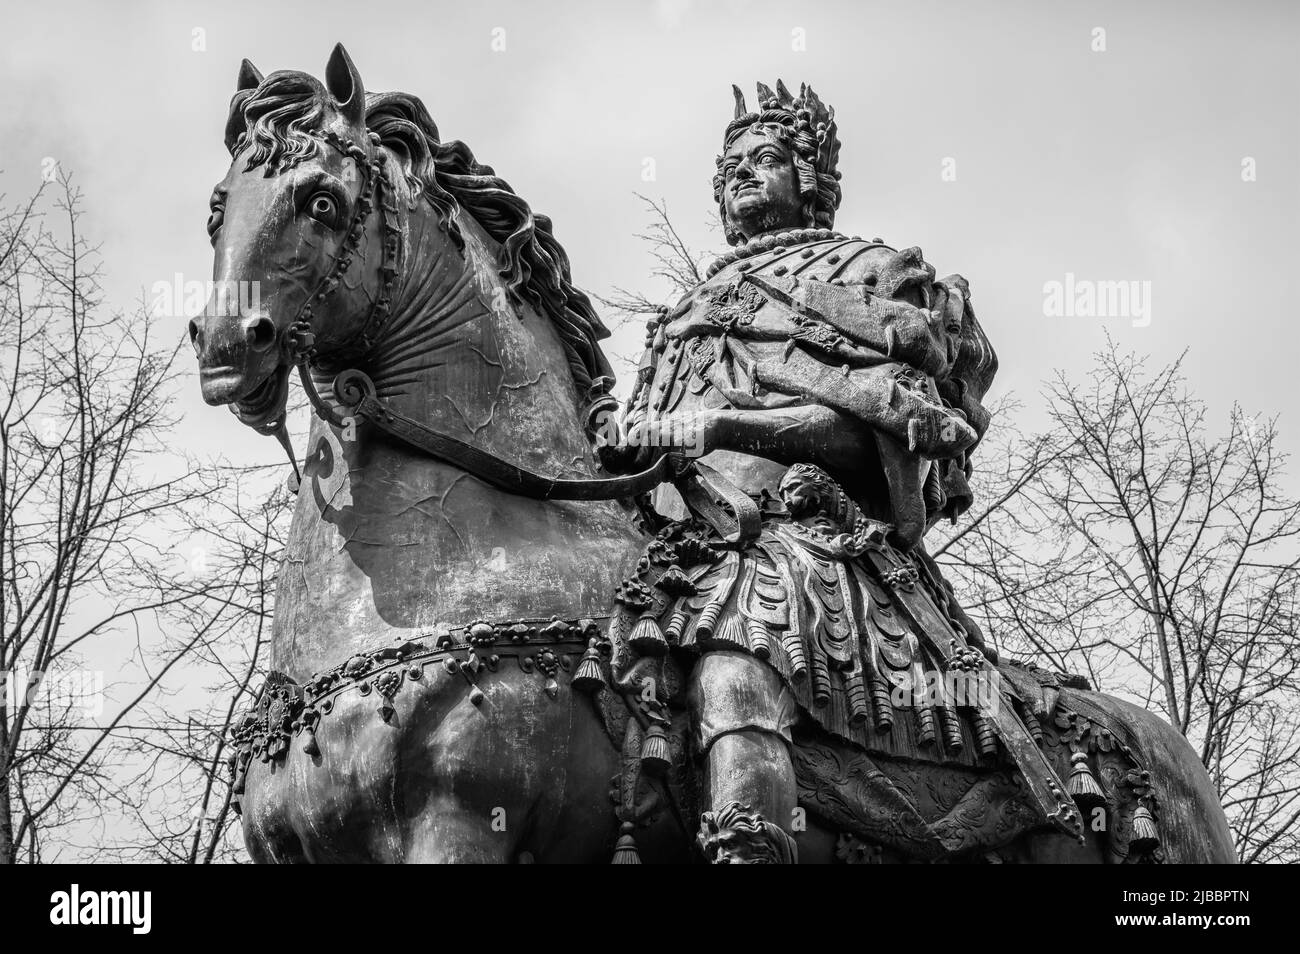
[270,128,687,505]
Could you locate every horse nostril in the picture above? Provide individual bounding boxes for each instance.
[245,315,277,352]
[188,318,201,352]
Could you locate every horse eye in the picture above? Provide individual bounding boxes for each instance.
[307,193,340,226]
[206,207,223,238]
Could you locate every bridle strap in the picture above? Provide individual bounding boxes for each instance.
[674,461,761,545]
[322,369,680,501]
[280,130,396,371]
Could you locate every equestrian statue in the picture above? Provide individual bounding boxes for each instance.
[190,44,1235,863]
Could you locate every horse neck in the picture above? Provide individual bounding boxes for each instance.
[275,204,642,674]
[366,206,597,472]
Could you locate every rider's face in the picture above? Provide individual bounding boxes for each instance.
[720,128,806,241]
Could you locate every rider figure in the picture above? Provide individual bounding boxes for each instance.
[614,81,1014,862]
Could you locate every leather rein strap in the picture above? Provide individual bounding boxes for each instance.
[304,364,760,549]
[674,460,761,546]
[324,369,679,502]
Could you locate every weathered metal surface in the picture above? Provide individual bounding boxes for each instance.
[193,51,1235,863]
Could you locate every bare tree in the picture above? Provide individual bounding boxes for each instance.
[111,479,290,864]
[595,193,708,322]
[0,174,248,862]
[936,340,1300,863]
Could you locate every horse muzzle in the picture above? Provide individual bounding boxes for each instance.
[192,308,281,406]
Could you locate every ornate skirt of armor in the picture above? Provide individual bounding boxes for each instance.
[606,463,1092,857]
[612,465,1031,765]
[679,526,999,764]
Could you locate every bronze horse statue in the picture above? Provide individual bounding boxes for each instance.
[192,45,1236,863]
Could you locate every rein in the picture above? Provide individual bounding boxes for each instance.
[326,368,681,500]
[279,129,681,504]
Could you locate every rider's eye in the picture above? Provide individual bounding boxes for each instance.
[307,192,340,227]
[206,207,223,239]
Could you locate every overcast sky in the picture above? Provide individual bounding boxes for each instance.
[4,0,1298,462]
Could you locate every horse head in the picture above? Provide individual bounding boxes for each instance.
[194,43,613,445]
[193,45,383,433]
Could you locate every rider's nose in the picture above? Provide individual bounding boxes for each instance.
[243,314,277,352]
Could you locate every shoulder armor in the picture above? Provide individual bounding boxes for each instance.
[718,236,899,287]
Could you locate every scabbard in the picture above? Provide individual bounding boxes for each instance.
[864,547,1085,842]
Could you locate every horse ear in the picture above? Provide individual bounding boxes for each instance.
[325,43,366,127]
[236,58,263,92]
[225,60,263,155]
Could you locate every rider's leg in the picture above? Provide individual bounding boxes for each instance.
[690,650,800,863]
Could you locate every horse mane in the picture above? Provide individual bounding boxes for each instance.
[227,73,613,395]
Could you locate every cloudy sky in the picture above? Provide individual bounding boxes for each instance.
[3,0,1297,463]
